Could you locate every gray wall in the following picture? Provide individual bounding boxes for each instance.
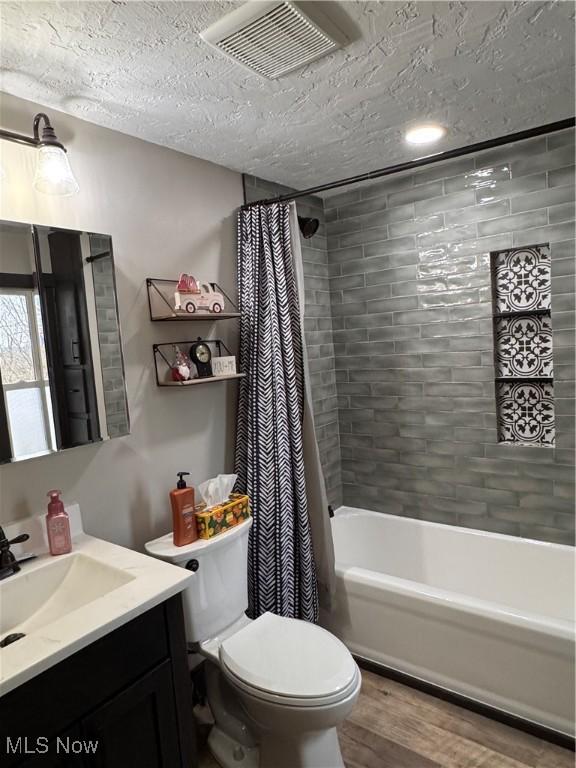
[0,91,243,553]
[244,176,342,508]
[325,129,575,544]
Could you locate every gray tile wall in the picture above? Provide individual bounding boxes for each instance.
[91,255,130,438]
[325,129,575,544]
[244,176,342,507]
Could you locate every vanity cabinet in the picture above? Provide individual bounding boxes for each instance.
[0,596,196,768]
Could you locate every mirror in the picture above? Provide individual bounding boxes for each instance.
[0,221,129,463]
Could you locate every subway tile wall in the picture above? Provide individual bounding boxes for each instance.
[244,176,342,507]
[325,129,575,544]
[91,246,130,438]
[244,128,574,544]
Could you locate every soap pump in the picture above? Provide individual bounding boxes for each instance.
[170,472,197,547]
[46,490,72,556]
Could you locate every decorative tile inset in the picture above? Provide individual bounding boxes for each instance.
[493,245,551,313]
[495,314,554,378]
[497,381,555,445]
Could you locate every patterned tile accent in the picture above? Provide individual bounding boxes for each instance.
[497,381,555,445]
[493,245,551,313]
[495,314,554,378]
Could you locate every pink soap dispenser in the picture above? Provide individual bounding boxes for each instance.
[46,490,72,555]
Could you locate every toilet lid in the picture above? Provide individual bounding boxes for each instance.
[219,612,357,699]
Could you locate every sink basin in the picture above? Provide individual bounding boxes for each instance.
[0,553,135,638]
[0,504,193,698]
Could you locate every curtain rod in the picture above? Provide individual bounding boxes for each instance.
[241,118,575,209]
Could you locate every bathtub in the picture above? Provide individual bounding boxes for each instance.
[321,506,575,736]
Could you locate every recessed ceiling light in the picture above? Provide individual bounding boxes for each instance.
[405,124,446,145]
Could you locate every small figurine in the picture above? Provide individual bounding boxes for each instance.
[171,346,192,382]
[174,274,225,314]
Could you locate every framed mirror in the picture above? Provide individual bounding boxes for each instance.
[0,221,129,463]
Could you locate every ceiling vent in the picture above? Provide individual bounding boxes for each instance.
[200,1,345,79]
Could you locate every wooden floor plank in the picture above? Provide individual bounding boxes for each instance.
[346,691,531,768]
[534,742,575,768]
[340,719,441,768]
[358,672,553,767]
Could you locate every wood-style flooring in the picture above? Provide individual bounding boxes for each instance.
[198,669,574,768]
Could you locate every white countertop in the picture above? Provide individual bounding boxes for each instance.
[0,507,192,697]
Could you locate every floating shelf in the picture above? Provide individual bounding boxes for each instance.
[152,312,241,322]
[158,373,245,387]
[146,278,240,322]
[153,339,243,389]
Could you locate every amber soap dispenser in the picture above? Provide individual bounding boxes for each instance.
[170,472,198,546]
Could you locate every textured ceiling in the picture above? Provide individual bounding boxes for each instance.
[1,1,574,189]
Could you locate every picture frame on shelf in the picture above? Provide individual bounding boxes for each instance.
[212,356,236,377]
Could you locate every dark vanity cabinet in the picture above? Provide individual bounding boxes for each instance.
[0,597,197,768]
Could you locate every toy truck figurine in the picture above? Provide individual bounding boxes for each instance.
[174,274,225,314]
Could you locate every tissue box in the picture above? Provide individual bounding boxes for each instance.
[195,493,251,539]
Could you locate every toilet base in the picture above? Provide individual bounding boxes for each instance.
[208,726,259,768]
[259,727,345,768]
[209,724,345,768]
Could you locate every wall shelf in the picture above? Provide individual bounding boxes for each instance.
[146,277,240,322]
[151,313,241,322]
[153,339,243,389]
[158,373,245,387]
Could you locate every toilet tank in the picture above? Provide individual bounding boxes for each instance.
[145,517,252,643]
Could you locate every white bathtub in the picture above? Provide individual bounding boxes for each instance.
[321,506,575,736]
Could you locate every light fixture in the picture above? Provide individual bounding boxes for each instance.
[0,112,79,196]
[405,123,446,146]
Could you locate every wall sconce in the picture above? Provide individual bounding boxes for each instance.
[0,112,79,196]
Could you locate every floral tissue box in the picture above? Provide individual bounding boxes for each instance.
[195,493,251,539]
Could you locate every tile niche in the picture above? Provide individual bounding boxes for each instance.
[492,244,555,446]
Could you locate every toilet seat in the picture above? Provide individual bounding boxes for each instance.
[219,612,359,708]
[221,660,361,708]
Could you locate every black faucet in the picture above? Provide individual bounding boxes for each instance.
[0,527,31,580]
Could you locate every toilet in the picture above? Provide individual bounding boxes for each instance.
[145,517,361,768]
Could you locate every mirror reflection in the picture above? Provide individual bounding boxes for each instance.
[0,221,129,463]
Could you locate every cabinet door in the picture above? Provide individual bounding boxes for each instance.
[13,727,86,767]
[81,661,182,768]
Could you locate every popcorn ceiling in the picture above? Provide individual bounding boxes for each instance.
[0,1,573,189]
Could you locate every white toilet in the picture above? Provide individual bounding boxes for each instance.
[146,517,361,768]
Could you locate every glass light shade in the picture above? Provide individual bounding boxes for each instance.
[405,123,446,145]
[33,145,79,196]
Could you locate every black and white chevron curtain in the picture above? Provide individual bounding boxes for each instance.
[236,202,319,623]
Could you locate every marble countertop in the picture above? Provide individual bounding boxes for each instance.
[0,507,192,697]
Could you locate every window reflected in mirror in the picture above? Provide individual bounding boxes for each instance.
[0,290,56,458]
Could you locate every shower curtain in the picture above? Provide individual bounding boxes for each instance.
[289,203,337,613]
[235,202,334,623]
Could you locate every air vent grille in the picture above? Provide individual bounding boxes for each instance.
[201,2,342,79]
